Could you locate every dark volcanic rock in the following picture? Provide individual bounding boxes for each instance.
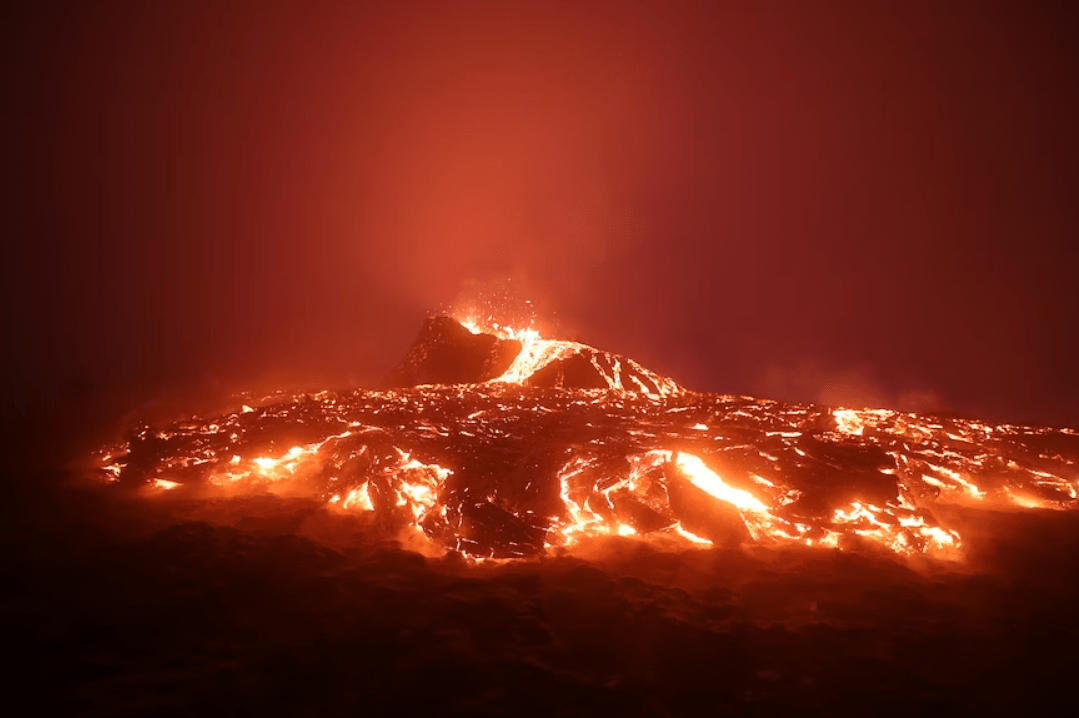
[31,314,1079,717]
[390,316,522,387]
[91,315,1079,563]
[528,351,611,390]
[665,459,752,547]
[525,345,672,393]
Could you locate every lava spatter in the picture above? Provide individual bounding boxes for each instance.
[90,317,1079,560]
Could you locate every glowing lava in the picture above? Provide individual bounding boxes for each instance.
[90,317,1079,560]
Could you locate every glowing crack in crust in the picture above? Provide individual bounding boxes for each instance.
[90,319,1079,560]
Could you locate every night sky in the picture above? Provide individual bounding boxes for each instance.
[5,0,1078,430]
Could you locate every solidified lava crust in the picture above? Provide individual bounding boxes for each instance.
[90,317,1079,560]
[10,316,1079,717]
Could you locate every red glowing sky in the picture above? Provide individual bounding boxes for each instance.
[4,1,1078,427]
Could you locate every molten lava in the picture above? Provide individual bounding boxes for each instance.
[91,316,1079,559]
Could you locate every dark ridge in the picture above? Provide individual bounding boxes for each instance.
[527,350,610,390]
[388,315,522,387]
[525,345,672,393]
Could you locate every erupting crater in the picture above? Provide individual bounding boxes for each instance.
[91,316,1079,559]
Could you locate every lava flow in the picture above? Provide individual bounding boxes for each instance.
[90,316,1079,560]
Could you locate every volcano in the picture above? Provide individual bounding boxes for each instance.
[9,315,1079,716]
[91,316,1078,560]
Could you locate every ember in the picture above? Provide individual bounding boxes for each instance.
[90,316,1079,560]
